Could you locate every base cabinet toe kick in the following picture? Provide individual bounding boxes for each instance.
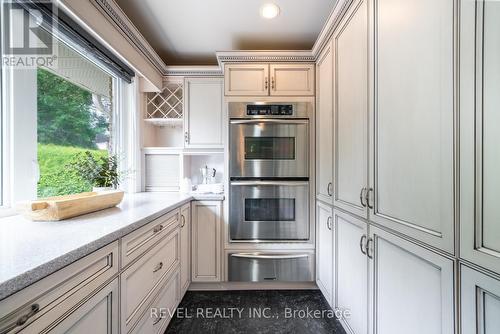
[0,201,195,334]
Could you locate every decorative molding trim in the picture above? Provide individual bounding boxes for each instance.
[90,0,168,75]
[311,0,354,58]
[165,66,223,77]
[216,50,315,69]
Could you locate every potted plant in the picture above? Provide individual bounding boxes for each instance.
[68,151,124,192]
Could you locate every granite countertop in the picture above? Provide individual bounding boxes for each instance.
[0,192,224,301]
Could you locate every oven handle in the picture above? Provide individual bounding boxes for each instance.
[230,181,309,187]
[230,119,309,124]
[231,253,309,260]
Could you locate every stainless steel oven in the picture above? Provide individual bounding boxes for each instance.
[229,102,311,178]
[229,180,310,241]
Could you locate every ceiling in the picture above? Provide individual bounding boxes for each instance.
[114,0,336,65]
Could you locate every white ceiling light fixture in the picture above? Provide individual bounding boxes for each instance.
[260,3,280,19]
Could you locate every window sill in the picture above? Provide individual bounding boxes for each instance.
[0,208,19,219]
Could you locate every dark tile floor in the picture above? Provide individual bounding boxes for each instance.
[165,290,347,334]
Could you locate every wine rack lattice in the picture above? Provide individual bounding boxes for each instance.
[146,82,183,120]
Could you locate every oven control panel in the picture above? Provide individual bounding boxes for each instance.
[246,104,293,116]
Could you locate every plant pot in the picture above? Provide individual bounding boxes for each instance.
[93,186,114,192]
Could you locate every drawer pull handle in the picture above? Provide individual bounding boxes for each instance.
[153,262,164,273]
[327,182,333,196]
[181,215,186,228]
[360,235,367,255]
[153,225,164,233]
[152,316,162,326]
[0,304,40,333]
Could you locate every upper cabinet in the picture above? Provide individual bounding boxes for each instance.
[184,77,224,148]
[460,0,500,274]
[369,0,455,253]
[224,63,315,96]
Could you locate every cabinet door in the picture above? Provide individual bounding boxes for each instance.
[316,201,334,307]
[461,265,500,334]
[184,77,223,148]
[46,280,118,334]
[180,203,191,295]
[316,42,334,204]
[191,201,222,282]
[333,209,368,334]
[368,226,454,334]
[269,64,315,96]
[370,0,455,252]
[460,0,500,274]
[333,0,369,219]
[224,64,269,96]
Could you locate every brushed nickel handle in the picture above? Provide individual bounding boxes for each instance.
[366,188,374,209]
[231,253,308,260]
[271,77,275,90]
[359,188,367,207]
[153,224,164,233]
[0,304,40,333]
[180,215,185,228]
[360,235,367,255]
[153,262,163,273]
[184,132,189,143]
[327,182,333,196]
[152,315,162,326]
[265,77,268,90]
[327,216,332,230]
[366,237,374,259]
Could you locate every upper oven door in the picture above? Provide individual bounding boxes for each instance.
[229,119,309,178]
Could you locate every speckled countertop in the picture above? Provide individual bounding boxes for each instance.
[0,192,224,301]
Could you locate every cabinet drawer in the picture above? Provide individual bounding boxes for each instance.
[121,209,179,267]
[121,229,180,333]
[0,242,118,334]
[130,270,180,334]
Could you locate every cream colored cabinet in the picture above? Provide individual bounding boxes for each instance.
[333,0,368,219]
[333,209,368,334]
[369,0,455,253]
[368,225,455,334]
[316,202,334,307]
[191,201,222,282]
[180,203,191,294]
[461,265,500,334]
[460,0,500,275]
[224,64,269,96]
[184,77,224,148]
[269,64,315,96]
[224,63,314,96]
[316,41,334,204]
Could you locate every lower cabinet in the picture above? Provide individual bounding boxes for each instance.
[191,201,222,282]
[368,226,455,334]
[316,201,334,307]
[46,279,119,334]
[461,265,500,334]
[333,209,368,334]
[180,203,191,294]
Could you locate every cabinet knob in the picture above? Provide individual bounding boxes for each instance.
[153,262,164,273]
[153,224,164,233]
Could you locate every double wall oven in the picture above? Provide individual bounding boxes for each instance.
[228,102,313,282]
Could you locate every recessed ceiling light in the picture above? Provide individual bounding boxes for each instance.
[260,3,280,19]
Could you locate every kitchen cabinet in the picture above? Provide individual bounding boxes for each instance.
[144,151,181,192]
[184,77,224,148]
[368,225,455,334]
[333,209,368,334]
[224,64,269,96]
[191,201,222,282]
[461,265,500,334]
[269,64,315,96]
[460,0,500,275]
[333,0,369,219]
[224,63,314,96]
[369,0,455,253]
[316,201,334,307]
[180,203,191,295]
[316,41,334,204]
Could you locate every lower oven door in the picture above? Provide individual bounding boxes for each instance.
[229,180,310,241]
[228,253,314,282]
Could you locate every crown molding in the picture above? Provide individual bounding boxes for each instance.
[90,0,169,75]
[311,0,353,58]
[164,66,223,77]
[216,50,315,69]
